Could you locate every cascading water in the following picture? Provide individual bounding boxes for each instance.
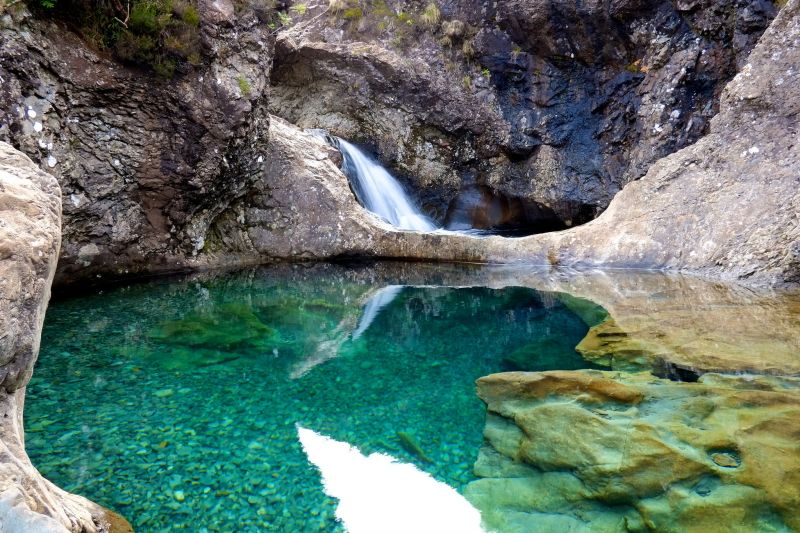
[333,138,437,232]
[312,131,569,237]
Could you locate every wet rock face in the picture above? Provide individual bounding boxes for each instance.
[547,0,800,286]
[443,184,568,234]
[0,2,273,285]
[269,0,776,227]
[466,370,800,532]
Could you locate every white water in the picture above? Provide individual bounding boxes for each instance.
[336,138,437,232]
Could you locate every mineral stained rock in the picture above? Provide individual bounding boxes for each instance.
[466,370,800,532]
[0,142,128,531]
[546,273,800,376]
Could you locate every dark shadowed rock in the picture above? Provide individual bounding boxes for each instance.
[0,5,273,286]
[269,0,776,226]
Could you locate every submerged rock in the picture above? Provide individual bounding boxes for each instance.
[466,370,800,532]
[396,431,434,464]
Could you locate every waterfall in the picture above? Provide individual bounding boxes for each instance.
[334,138,437,232]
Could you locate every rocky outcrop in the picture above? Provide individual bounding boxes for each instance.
[203,17,800,289]
[0,142,128,532]
[571,277,800,377]
[289,0,798,288]
[203,115,393,261]
[270,0,777,229]
[543,0,800,286]
[1,0,796,290]
[0,1,273,285]
[466,370,800,532]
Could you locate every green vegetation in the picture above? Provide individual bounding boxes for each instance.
[330,0,454,49]
[25,0,283,77]
[277,9,292,26]
[419,1,439,27]
[321,0,480,60]
[461,37,474,58]
[290,2,307,15]
[624,59,648,74]
[237,75,252,96]
[342,6,363,19]
[27,0,203,78]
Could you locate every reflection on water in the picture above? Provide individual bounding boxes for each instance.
[351,285,404,341]
[26,262,601,531]
[297,426,484,533]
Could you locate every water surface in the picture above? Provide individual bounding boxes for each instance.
[26,263,606,531]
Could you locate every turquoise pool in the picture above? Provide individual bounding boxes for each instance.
[25,262,607,531]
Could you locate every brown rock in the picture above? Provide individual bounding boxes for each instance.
[467,370,800,532]
[0,142,126,531]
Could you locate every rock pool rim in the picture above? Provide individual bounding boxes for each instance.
[46,258,716,297]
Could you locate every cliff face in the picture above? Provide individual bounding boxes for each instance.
[0,0,273,285]
[269,0,777,229]
[0,0,796,289]
[547,0,800,286]
[260,0,800,287]
[0,142,128,532]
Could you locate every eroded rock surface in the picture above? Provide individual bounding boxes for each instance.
[466,370,800,532]
[0,2,273,285]
[0,142,127,532]
[547,273,800,376]
[270,0,777,227]
[216,0,800,288]
[348,0,799,288]
[546,0,800,286]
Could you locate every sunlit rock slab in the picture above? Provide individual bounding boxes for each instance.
[466,370,800,532]
[550,274,800,376]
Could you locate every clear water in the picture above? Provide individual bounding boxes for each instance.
[25,263,607,531]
